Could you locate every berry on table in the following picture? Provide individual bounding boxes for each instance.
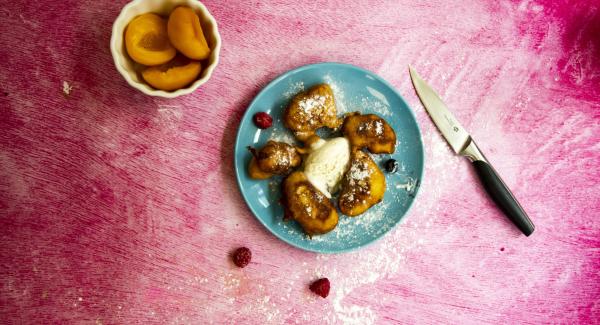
[232,247,252,268]
[309,278,330,298]
[253,112,273,129]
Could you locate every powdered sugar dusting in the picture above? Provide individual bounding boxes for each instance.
[323,74,348,114]
[323,74,393,117]
[348,161,371,186]
[275,197,396,246]
[374,120,383,135]
[359,96,392,117]
[299,95,326,114]
[357,119,385,137]
[267,119,296,144]
[283,81,305,99]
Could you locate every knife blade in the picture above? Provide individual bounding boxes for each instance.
[409,66,535,236]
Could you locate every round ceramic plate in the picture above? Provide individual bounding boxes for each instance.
[234,62,424,253]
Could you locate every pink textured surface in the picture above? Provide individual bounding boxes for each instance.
[1,0,599,323]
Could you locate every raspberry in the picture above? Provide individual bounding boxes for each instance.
[232,247,252,268]
[309,278,330,298]
[253,112,273,129]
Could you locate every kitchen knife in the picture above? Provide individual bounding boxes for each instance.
[409,67,535,236]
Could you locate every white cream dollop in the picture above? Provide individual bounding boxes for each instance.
[303,137,351,198]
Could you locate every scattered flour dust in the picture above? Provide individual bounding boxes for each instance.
[220,272,284,323]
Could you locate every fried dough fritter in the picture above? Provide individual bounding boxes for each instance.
[338,149,386,216]
[282,171,339,235]
[342,113,396,154]
[283,84,342,141]
[247,141,302,179]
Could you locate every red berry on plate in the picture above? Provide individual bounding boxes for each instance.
[253,112,273,129]
[309,278,330,298]
[233,247,252,268]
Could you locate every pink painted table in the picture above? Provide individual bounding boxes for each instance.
[1,0,599,323]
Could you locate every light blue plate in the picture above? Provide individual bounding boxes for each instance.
[234,62,424,253]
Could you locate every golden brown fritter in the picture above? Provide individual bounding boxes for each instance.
[247,158,274,179]
[342,113,396,154]
[247,141,302,179]
[282,171,339,235]
[283,84,342,141]
[338,149,386,216]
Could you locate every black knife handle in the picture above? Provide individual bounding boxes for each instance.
[472,160,535,236]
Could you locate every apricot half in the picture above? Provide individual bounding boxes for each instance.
[167,6,210,60]
[125,13,176,66]
[141,57,201,91]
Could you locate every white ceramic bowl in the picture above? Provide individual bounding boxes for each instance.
[110,0,221,98]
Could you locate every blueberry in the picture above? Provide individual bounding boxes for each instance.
[385,159,399,173]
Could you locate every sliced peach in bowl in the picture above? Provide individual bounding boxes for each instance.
[125,13,176,66]
[167,6,211,60]
[141,56,201,91]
